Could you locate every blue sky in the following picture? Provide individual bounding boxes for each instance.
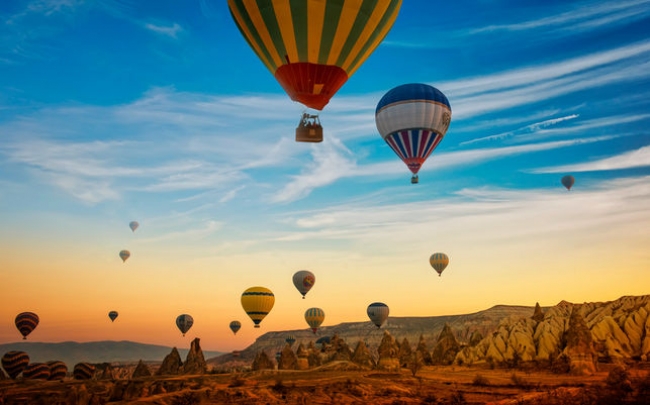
[0,0,649,350]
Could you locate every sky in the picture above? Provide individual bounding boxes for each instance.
[0,0,649,353]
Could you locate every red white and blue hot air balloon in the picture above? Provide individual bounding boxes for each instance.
[375,83,452,184]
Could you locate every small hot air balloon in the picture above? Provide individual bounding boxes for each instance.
[176,314,194,336]
[73,362,95,380]
[47,360,68,381]
[23,363,50,380]
[129,221,139,232]
[229,320,242,335]
[1,351,29,379]
[429,253,449,277]
[108,311,119,322]
[15,312,39,340]
[241,286,275,328]
[292,270,316,299]
[304,307,325,334]
[561,175,575,191]
[376,83,452,183]
[367,302,389,328]
[228,0,402,142]
[119,250,130,263]
[285,335,296,346]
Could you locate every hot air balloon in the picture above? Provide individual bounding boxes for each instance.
[376,83,452,183]
[241,286,275,328]
[73,362,95,380]
[229,320,242,335]
[119,250,130,263]
[429,253,449,277]
[292,270,315,299]
[129,221,139,232]
[285,335,296,346]
[15,312,39,340]
[23,363,50,380]
[228,0,402,142]
[47,360,68,381]
[1,351,29,379]
[367,302,389,328]
[304,307,325,334]
[561,175,575,190]
[176,314,194,336]
[108,311,119,322]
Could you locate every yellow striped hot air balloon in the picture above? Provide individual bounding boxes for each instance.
[241,286,275,328]
[304,307,325,333]
[429,252,449,277]
[228,0,402,142]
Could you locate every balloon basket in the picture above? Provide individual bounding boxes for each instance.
[411,175,419,184]
[296,113,323,143]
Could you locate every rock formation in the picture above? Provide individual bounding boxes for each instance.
[296,343,310,370]
[182,338,206,374]
[96,362,116,380]
[352,340,375,369]
[252,350,274,371]
[416,334,433,365]
[157,347,183,376]
[278,343,299,370]
[564,307,596,375]
[307,341,322,368]
[326,334,353,362]
[376,331,400,372]
[532,302,545,322]
[132,360,152,378]
[398,337,412,368]
[431,324,460,365]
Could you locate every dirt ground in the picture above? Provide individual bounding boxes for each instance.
[1,363,649,404]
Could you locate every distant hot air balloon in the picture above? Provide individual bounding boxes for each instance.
[367,302,389,328]
[241,286,275,328]
[1,351,29,379]
[15,312,39,340]
[285,335,296,346]
[176,314,194,336]
[376,83,452,184]
[292,270,315,299]
[129,221,139,232]
[73,362,95,380]
[304,307,325,334]
[229,320,242,335]
[108,311,119,322]
[561,175,575,191]
[23,363,50,380]
[47,360,68,381]
[228,0,402,142]
[119,250,130,263]
[429,253,449,277]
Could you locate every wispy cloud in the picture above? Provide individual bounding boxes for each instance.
[461,114,580,145]
[144,22,183,38]
[532,145,650,173]
[471,0,650,35]
[271,138,357,203]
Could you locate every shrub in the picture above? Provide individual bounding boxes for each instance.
[472,374,490,386]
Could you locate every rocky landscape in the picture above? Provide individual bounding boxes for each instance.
[1,294,649,404]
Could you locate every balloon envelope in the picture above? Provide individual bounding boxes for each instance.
[176,314,194,336]
[229,320,242,335]
[285,335,296,346]
[129,221,139,232]
[292,270,316,298]
[119,250,130,263]
[15,312,39,340]
[429,253,449,277]
[1,351,29,379]
[304,307,325,333]
[376,83,452,180]
[228,0,402,111]
[241,286,275,328]
[367,302,389,328]
[561,175,575,190]
[108,311,119,322]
